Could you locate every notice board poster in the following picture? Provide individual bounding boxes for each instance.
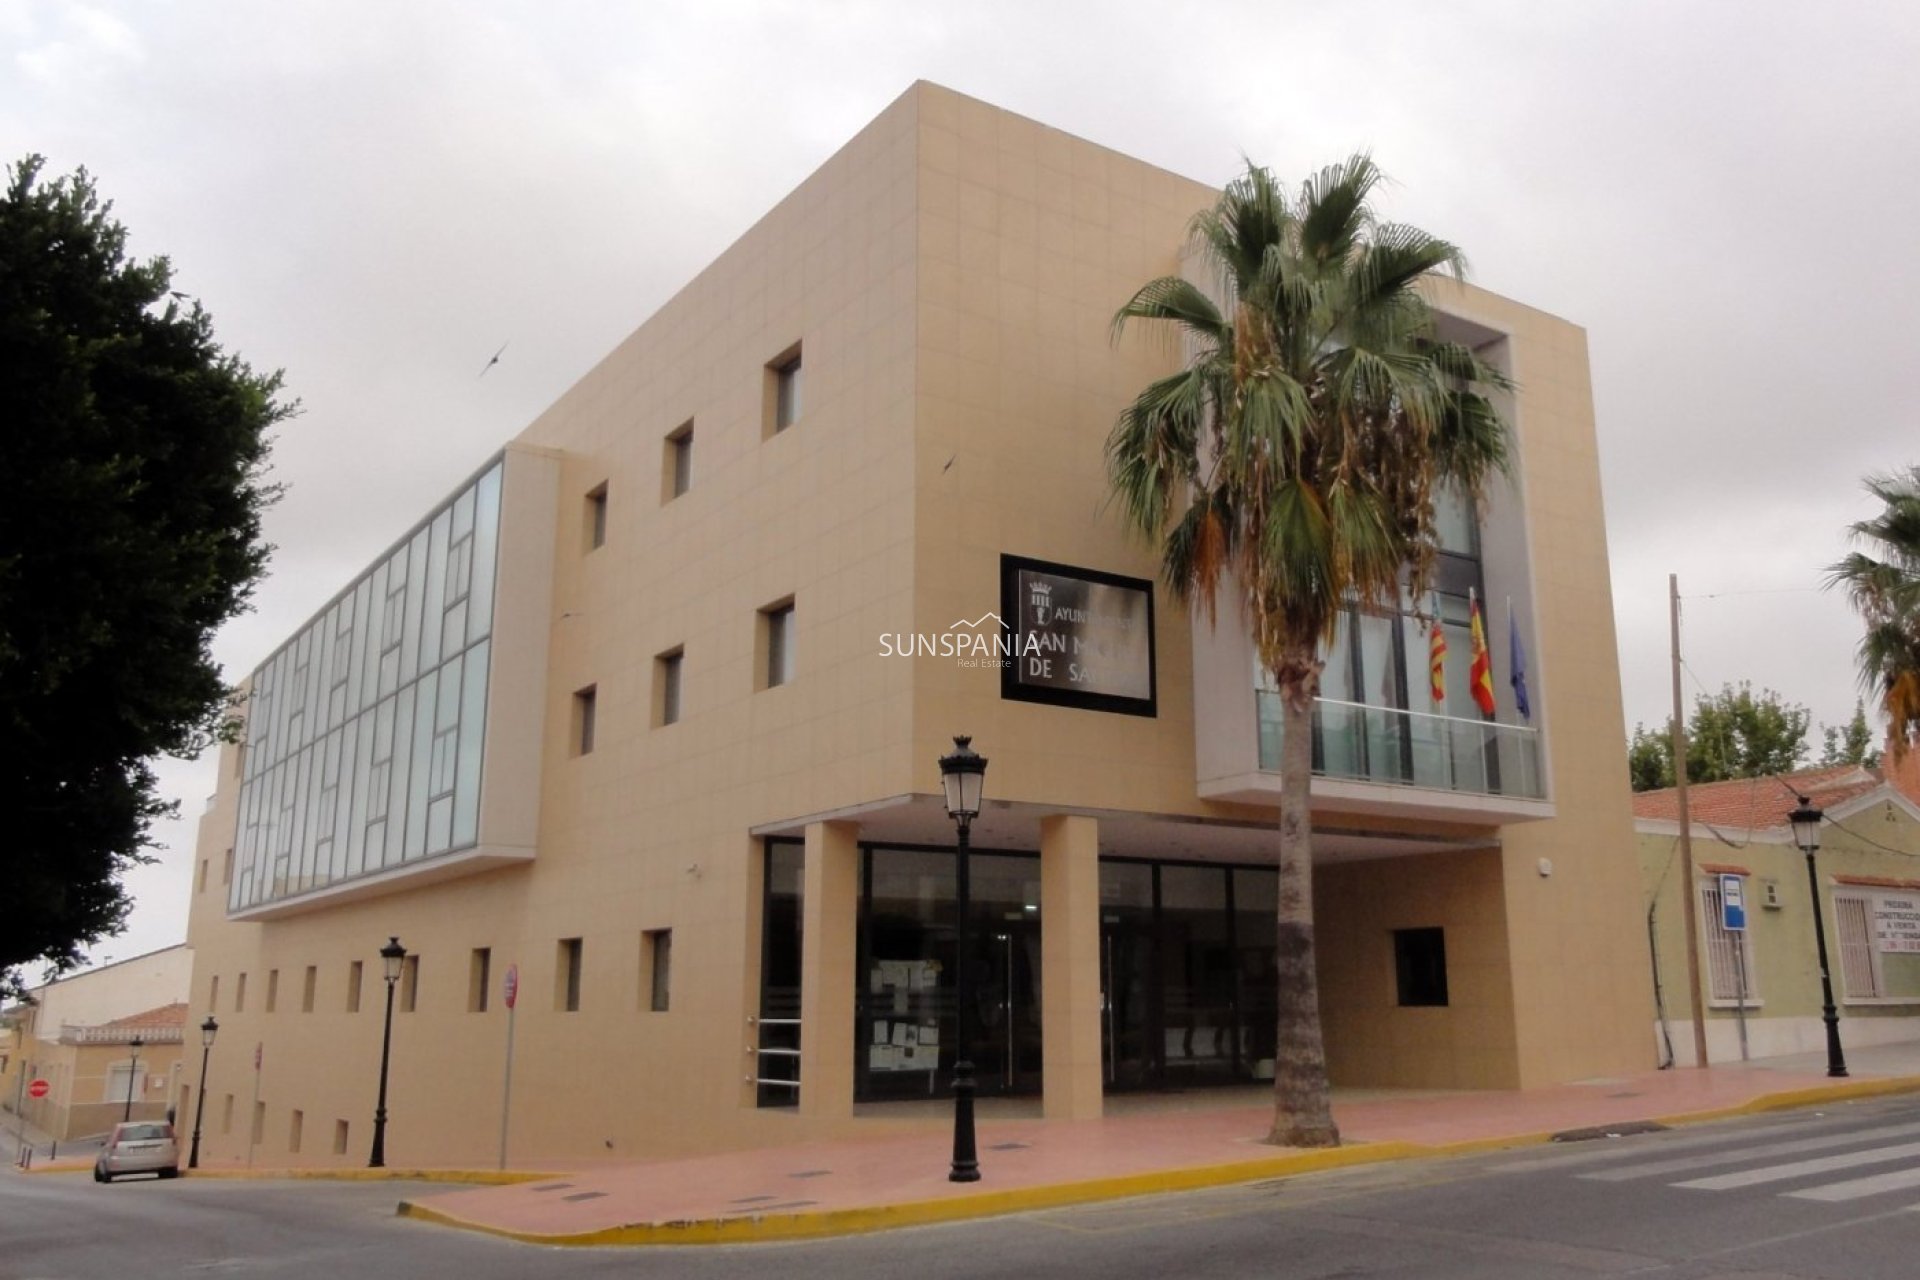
[1000,555,1156,717]
[1875,895,1920,953]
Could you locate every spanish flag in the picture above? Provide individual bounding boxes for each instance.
[1468,590,1496,716]
[1428,615,1447,705]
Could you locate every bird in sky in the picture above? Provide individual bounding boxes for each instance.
[479,340,509,378]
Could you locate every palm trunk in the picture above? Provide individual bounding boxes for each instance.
[1267,663,1340,1148]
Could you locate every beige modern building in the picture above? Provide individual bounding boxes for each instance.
[180,82,1654,1170]
[1637,757,1920,1064]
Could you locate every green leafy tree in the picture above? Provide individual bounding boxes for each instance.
[0,156,287,991]
[1829,467,1920,758]
[1624,682,1811,791]
[1106,157,1510,1147]
[1819,701,1882,768]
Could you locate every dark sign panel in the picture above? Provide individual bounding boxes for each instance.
[1000,555,1156,716]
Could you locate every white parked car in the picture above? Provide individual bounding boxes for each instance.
[94,1121,180,1182]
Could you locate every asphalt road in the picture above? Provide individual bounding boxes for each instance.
[9,1096,1920,1279]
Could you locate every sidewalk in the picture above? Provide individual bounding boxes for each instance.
[398,1043,1920,1246]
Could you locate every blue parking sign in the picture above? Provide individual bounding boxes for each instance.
[1720,874,1747,931]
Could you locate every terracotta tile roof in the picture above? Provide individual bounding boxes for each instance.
[1632,764,1883,831]
[99,1001,189,1031]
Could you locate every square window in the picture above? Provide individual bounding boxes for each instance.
[664,423,693,501]
[655,649,684,727]
[557,938,583,1013]
[765,344,802,437]
[759,602,795,690]
[1393,928,1448,1007]
[573,685,598,755]
[585,482,608,551]
[644,929,672,1012]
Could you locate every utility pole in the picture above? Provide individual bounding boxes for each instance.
[1672,574,1710,1068]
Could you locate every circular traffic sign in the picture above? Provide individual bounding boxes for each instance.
[503,963,519,1010]
[27,1078,49,1099]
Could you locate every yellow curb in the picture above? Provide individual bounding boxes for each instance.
[397,1141,1434,1247]
[189,1166,547,1185]
[1649,1073,1920,1130]
[18,1162,90,1176]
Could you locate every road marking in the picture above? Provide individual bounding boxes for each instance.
[1577,1121,1920,1182]
[1675,1140,1920,1191]
[1785,1163,1920,1202]
[1489,1116,1836,1174]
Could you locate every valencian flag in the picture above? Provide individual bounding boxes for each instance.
[1468,590,1497,715]
[1427,614,1447,705]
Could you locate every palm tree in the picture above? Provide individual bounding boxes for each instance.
[1829,467,1920,757]
[1106,157,1512,1148]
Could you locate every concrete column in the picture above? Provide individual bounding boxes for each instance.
[1040,814,1103,1120]
[799,820,860,1119]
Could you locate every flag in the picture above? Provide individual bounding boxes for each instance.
[1508,604,1532,721]
[1468,591,1496,716]
[1427,616,1447,705]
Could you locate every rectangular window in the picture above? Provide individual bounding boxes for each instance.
[655,649,683,727]
[346,961,363,1013]
[664,422,693,501]
[236,972,248,1013]
[1393,927,1449,1007]
[760,602,795,690]
[252,1100,265,1145]
[209,975,220,1012]
[223,847,233,885]
[222,1094,234,1135]
[289,1109,303,1154]
[469,947,492,1013]
[585,482,608,551]
[1698,880,1758,1002]
[400,955,420,1013]
[302,966,317,1013]
[645,929,672,1012]
[573,685,598,756]
[334,1119,349,1155]
[557,938,583,1012]
[765,344,802,437]
[198,859,209,893]
[266,969,279,1013]
[1836,894,1881,999]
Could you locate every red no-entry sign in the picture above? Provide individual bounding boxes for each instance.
[27,1079,49,1099]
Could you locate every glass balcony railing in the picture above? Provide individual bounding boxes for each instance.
[1256,692,1545,800]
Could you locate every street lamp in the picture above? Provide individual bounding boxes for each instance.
[938,735,987,1183]
[188,1016,218,1169]
[123,1036,143,1122]
[1788,798,1849,1078]
[369,936,406,1168]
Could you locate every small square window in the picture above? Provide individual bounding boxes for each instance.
[557,938,584,1013]
[764,344,803,437]
[585,482,608,551]
[655,649,684,727]
[645,929,672,1012]
[664,423,693,501]
[760,602,795,690]
[573,686,598,755]
[1393,928,1448,1007]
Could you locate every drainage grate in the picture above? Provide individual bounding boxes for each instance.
[561,1191,608,1203]
[723,1199,817,1215]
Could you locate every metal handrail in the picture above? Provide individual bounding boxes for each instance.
[746,1015,801,1090]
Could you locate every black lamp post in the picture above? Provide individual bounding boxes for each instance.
[369,936,406,1168]
[188,1016,218,1168]
[938,735,987,1183]
[123,1036,143,1122]
[1788,799,1848,1078]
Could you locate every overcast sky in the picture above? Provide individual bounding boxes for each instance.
[7,1,1917,973]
